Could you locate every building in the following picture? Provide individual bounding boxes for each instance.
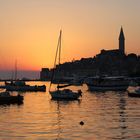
[119,27,125,54]
[98,27,125,57]
[40,68,50,81]
[40,27,137,78]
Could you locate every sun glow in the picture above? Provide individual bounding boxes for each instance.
[0,0,140,71]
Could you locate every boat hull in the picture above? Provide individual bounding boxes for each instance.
[86,76,129,91]
[50,90,81,100]
[128,92,140,97]
[87,84,128,91]
[6,85,46,92]
[0,96,23,104]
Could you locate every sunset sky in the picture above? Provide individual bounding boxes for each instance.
[0,0,140,72]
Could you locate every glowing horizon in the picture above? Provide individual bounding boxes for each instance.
[0,0,140,71]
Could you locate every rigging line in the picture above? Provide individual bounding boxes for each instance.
[49,30,61,91]
[58,30,62,65]
[57,30,62,90]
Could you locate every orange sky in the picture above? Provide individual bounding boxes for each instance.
[0,0,140,71]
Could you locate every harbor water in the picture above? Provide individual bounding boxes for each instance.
[0,81,140,140]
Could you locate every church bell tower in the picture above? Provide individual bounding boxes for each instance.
[119,27,125,54]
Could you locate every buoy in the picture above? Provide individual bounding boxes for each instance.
[80,121,84,125]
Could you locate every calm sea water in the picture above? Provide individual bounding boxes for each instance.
[0,82,140,140]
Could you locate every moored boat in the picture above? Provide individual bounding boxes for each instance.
[5,81,46,92]
[49,30,82,100]
[86,76,129,91]
[0,91,23,104]
[50,89,82,100]
[128,87,140,97]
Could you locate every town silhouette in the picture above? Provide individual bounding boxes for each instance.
[40,27,140,81]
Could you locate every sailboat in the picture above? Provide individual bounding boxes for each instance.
[49,30,82,100]
[5,60,46,92]
[0,91,23,105]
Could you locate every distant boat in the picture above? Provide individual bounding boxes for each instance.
[49,30,82,100]
[67,75,84,86]
[5,81,46,92]
[51,76,84,86]
[85,76,129,91]
[128,88,140,97]
[127,80,140,97]
[129,80,138,87]
[0,91,23,104]
[5,60,46,92]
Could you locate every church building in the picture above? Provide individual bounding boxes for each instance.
[98,27,125,57]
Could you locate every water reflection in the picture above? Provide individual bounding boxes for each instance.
[0,82,140,140]
[56,101,62,140]
[118,93,128,140]
[51,99,81,140]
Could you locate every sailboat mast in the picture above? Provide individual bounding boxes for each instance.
[57,30,62,90]
[58,30,62,65]
[49,30,62,91]
[11,70,14,80]
[15,60,17,81]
